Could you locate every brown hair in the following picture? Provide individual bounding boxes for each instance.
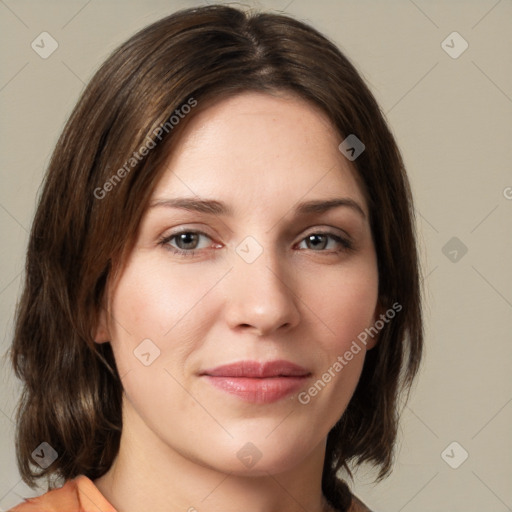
[10,4,423,510]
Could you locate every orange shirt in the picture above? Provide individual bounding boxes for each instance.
[8,475,372,511]
[8,475,117,512]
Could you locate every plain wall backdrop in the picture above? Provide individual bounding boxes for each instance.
[0,1,511,511]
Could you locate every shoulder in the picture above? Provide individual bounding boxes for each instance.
[7,478,80,512]
[7,475,117,512]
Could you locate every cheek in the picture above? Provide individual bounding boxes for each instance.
[306,261,379,352]
[107,256,225,371]
[112,263,183,332]
[296,265,378,428]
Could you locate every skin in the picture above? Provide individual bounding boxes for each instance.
[94,91,381,512]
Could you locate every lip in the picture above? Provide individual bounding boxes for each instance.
[200,360,311,404]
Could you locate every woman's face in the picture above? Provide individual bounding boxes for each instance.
[98,91,380,475]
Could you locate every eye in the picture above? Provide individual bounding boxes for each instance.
[159,230,214,256]
[297,232,353,252]
[158,229,353,257]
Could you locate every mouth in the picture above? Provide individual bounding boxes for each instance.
[199,360,311,404]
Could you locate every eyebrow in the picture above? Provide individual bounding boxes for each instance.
[149,197,366,219]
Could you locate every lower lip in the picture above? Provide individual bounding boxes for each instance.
[203,376,308,404]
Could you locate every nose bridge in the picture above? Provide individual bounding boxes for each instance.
[224,235,300,334]
[233,237,289,299]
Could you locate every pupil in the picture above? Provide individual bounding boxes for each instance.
[309,234,326,250]
[179,233,198,249]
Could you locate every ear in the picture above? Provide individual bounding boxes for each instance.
[365,299,386,350]
[94,305,111,344]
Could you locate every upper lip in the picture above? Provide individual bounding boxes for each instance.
[200,360,311,378]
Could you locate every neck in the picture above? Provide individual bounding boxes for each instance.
[94,398,333,512]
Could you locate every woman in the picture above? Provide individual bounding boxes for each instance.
[9,4,423,512]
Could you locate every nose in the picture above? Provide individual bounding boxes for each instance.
[223,247,301,337]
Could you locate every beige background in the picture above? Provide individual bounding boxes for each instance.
[1,0,511,511]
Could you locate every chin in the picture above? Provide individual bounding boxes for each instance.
[190,426,322,477]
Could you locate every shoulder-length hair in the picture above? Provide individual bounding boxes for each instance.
[10,4,423,510]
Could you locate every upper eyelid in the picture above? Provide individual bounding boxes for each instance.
[163,226,350,238]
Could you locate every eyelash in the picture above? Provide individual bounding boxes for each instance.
[158,230,354,257]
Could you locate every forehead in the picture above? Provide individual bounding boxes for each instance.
[153,91,368,216]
